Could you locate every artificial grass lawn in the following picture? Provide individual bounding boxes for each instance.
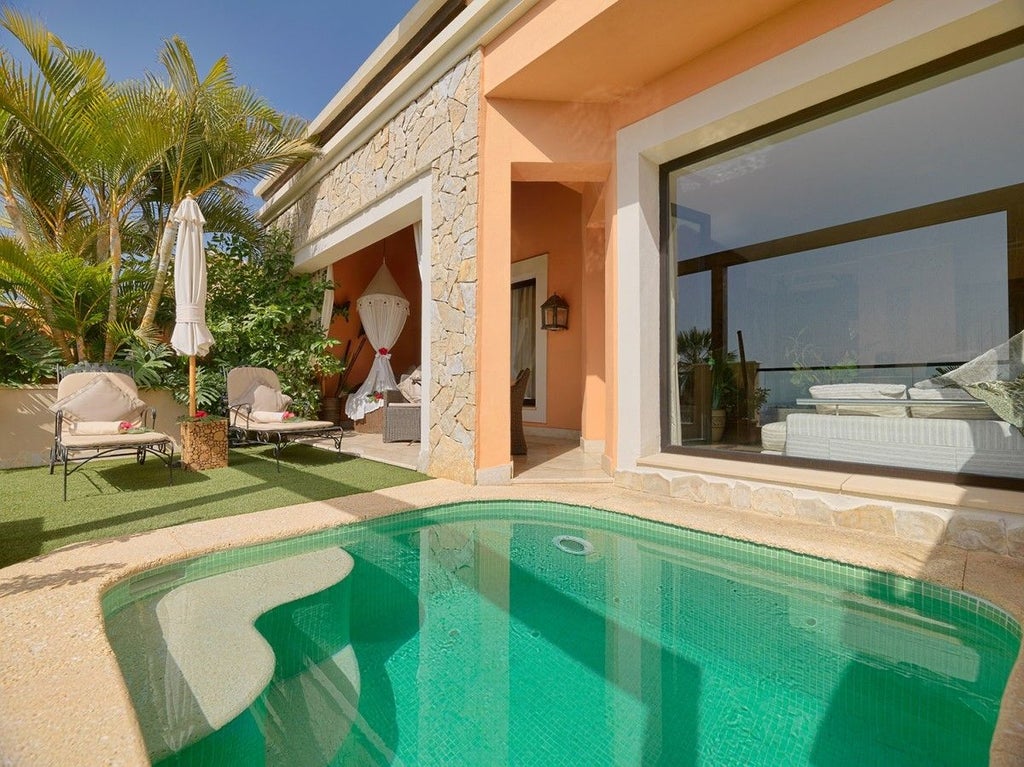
[0,445,428,569]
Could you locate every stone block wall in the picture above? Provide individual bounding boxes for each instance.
[616,467,1024,558]
[274,52,481,484]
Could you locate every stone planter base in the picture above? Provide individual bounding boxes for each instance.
[180,420,229,471]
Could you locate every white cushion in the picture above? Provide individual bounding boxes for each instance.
[761,420,787,452]
[907,386,996,419]
[808,383,908,418]
[251,384,291,412]
[50,375,147,423]
[397,375,421,405]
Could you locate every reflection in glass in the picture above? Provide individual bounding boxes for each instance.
[665,45,1024,478]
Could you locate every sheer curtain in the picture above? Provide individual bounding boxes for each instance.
[344,262,410,421]
[511,280,536,401]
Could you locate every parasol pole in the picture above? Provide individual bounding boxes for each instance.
[189,356,197,416]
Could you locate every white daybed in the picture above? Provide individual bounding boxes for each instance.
[761,383,1024,479]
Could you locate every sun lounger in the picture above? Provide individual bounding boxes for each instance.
[226,367,344,470]
[49,364,174,500]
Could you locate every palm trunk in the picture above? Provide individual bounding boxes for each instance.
[103,211,122,361]
[138,203,180,333]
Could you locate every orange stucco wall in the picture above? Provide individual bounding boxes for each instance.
[512,182,583,430]
[326,226,420,399]
[476,0,889,474]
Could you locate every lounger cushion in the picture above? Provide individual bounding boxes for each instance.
[808,383,908,417]
[60,430,170,449]
[245,419,336,432]
[251,384,292,412]
[50,375,147,423]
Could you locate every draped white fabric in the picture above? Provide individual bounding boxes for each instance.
[511,281,536,400]
[170,195,214,357]
[345,262,410,421]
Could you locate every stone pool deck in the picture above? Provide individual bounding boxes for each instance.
[1,478,1022,765]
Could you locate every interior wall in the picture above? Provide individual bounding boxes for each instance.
[326,226,422,398]
[511,182,584,430]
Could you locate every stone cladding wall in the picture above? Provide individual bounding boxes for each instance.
[616,468,1024,558]
[275,52,481,483]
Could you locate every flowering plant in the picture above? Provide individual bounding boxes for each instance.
[365,390,385,403]
[282,411,299,421]
[177,409,226,424]
[117,420,148,434]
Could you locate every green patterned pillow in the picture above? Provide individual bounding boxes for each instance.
[962,374,1024,431]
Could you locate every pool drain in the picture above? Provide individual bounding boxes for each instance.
[552,534,594,556]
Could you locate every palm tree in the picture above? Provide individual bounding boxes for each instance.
[137,37,319,337]
[0,8,318,363]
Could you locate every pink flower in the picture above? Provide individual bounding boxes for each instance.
[378,347,389,355]
[283,411,297,420]
[118,421,133,432]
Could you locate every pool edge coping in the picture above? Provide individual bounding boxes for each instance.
[0,478,1021,766]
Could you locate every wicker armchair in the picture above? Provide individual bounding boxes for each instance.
[383,389,421,443]
[511,368,531,455]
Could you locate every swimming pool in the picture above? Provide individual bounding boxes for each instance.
[103,500,1020,766]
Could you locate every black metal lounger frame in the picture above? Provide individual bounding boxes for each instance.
[228,403,345,471]
[50,408,175,501]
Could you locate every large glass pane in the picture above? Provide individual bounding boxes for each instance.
[665,44,1024,482]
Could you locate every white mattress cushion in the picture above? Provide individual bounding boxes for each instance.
[808,383,908,417]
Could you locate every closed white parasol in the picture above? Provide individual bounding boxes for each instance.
[169,193,214,416]
[345,261,409,421]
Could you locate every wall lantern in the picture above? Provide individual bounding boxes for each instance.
[540,293,569,331]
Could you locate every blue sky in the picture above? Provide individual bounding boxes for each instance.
[2,0,418,121]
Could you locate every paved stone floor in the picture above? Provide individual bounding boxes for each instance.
[511,434,609,483]
[333,430,610,484]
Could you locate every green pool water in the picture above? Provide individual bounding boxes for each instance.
[104,501,1020,766]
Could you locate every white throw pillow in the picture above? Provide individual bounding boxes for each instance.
[251,384,292,412]
[50,375,147,423]
[250,411,291,423]
[397,376,421,404]
[808,383,908,417]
